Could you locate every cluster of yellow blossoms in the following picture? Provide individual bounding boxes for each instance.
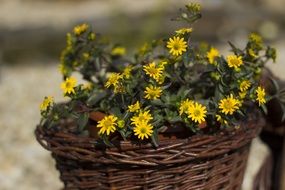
[128,102,154,140]
[73,23,89,36]
[96,101,154,140]
[40,21,271,143]
[104,65,133,94]
[179,99,207,124]
[131,109,154,140]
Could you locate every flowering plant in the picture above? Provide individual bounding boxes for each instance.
[39,3,281,146]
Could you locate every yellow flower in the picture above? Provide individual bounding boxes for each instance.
[256,86,266,106]
[131,110,153,127]
[219,94,240,115]
[179,99,194,115]
[143,62,163,82]
[166,36,187,56]
[227,55,243,69]
[133,121,153,140]
[187,102,207,124]
[66,33,73,47]
[114,84,125,94]
[248,49,257,58]
[239,91,247,99]
[97,115,118,135]
[249,33,263,45]
[58,64,68,75]
[158,61,168,69]
[40,96,54,111]
[105,73,122,88]
[157,75,165,85]
[117,120,125,129]
[60,77,77,95]
[144,85,162,100]
[83,83,93,91]
[128,101,141,113]
[122,65,133,79]
[111,47,126,56]
[207,47,220,64]
[175,28,193,35]
[216,114,228,125]
[82,53,90,60]
[239,80,251,92]
[73,23,89,35]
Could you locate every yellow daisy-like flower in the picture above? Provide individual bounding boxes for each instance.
[179,99,194,115]
[133,121,153,140]
[105,73,122,88]
[40,96,54,111]
[216,114,228,125]
[144,85,162,100]
[143,62,163,82]
[239,91,247,99]
[166,36,187,56]
[60,76,77,95]
[175,28,193,35]
[122,65,133,79]
[111,47,126,56]
[131,110,153,126]
[239,80,251,92]
[256,86,266,106]
[97,115,118,135]
[187,102,207,124]
[128,101,141,113]
[219,94,240,115]
[73,23,89,35]
[227,55,243,69]
[207,47,220,64]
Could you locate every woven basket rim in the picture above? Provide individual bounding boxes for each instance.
[35,115,264,166]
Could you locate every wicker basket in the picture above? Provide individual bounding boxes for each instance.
[35,117,263,190]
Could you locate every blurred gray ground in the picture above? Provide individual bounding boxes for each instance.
[0,0,285,190]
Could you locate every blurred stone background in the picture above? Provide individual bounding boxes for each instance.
[0,0,285,189]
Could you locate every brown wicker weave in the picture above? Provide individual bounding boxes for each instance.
[35,118,263,190]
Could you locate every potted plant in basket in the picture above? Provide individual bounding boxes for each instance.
[36,3,282,190]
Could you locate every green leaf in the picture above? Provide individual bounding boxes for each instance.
[236,110,246,118]
[102,135,114,147]
[214,87,223,101]
[269,77,280,93]
[86,91,107,106]
[151,99,164,106]
[261,104,268,115]
[118,130,127,141]
[168,116,182,123]
[151,128,159,147]
[110,107,122,117]
[77,112,89,131]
